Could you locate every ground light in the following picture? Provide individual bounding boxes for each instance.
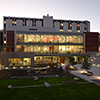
[97,64,100,67]
[5,67,8,69]
[93,64,95,66]
[13,67,16,69]
[98,77,100,79]
[81,70,87,74]
[20,66,23,69]
[27,66,30,69]
[91,59,93,61]
[47,66,50,68]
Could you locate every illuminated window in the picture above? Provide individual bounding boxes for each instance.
[4,28,6,30]
[53,23,55,27]
[4,41,6,44]
[59,29,63,31]
[84,25,86,27]
[84,30,86,32]
[22,22,24,25]
[60,23,63,26]
[76,30,80,32]
[4,34,6,37]
[68,30,72,32]
[8,58,31,66]
[70,24,72,27]
[76,24,80,27]
[4,21,6,24]
[15,21,17,24]
[12,21,14,24]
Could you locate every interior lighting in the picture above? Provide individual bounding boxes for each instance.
[12,21,14,24]
[4,21,6,24]
[61,23,63,26]
[4,41,6,44]
[15,21,17,24]
[62,47,65,51]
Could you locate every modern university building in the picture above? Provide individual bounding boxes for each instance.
[1,14,99,68]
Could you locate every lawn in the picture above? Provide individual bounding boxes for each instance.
[0,77,100,100]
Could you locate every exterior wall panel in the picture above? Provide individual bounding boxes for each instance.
[7,31,14,52]
[84,32,99,52]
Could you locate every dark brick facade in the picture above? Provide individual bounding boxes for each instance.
[7,31,14,52]
[84,32,99,52]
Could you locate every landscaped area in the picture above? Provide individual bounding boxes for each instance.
[0,77,100,100]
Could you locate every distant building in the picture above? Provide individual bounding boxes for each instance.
[0,30,3,51]
[1,14,99,68]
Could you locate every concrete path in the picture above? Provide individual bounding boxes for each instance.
[71,64,100,85]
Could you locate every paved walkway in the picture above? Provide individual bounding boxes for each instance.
[71,64,100,85]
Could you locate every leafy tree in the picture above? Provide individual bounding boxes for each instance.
[81,57,91,70]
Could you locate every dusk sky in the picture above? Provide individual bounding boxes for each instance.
[0,0,100,32]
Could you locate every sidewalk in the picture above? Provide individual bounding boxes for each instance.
[71,64,100,85]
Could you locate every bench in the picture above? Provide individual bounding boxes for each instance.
[62,81,77,84]
[44,82,51,87]
[32,76,38,81]
[7,85,12,89]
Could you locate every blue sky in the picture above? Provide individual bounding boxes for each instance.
[0,0,100,32]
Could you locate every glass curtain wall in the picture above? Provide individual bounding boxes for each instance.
[16,45,84,54]
[8,58,31,66]
[34,56,60,64]
[16,34,84,43]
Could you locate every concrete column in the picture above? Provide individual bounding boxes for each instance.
[55,22,60,31]
[80,23,84,33]
[72,23,76,32]
[26,20,32,26]
[63,22,68,32]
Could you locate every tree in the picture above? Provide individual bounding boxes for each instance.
[81,57,91,70]
[69,57,75,65]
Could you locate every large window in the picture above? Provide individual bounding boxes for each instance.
[16,45,84,54]
[16,33,84,44]
[8,58,31,66]
[34,56,58,64]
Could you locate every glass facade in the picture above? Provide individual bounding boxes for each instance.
[8,58,31,66]
[15,32,85,65]
[16,34,84,43]
[16,33,84,54]
[34,56,84,65]
[16,45,84,54]
[34,56,59,64]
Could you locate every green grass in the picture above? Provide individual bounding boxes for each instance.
[0,78,100,100]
